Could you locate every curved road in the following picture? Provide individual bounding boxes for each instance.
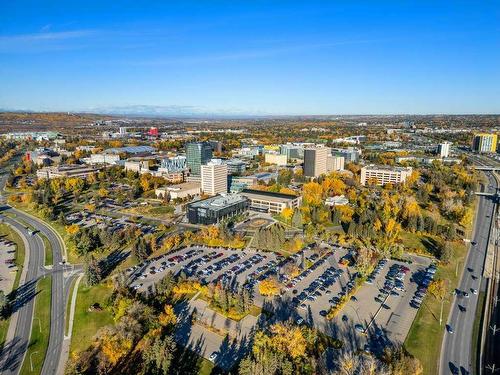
[0,167,68,375]
[0,214,45,375]
[440,170,497,375]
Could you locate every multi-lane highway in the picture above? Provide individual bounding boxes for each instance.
[440,166,497,374]
[0,214,45,375]
[0,168,70,375]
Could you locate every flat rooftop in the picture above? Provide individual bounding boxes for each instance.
[240,188,299,203]
[189,194,247,211]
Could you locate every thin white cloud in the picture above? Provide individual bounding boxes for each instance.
[0,29,97,43]
[130,38,390,66]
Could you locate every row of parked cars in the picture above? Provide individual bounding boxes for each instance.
[365,258,388,285]
[292,265,343,310]
[410,264,436,308]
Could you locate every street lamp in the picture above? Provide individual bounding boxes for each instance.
[34,317,41,333]
[30,351,38,372]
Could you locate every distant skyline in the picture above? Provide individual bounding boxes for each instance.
[1,1,499,115]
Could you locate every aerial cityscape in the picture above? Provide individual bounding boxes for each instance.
[0,2,499,375]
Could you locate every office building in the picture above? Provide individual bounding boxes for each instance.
[186,194,248,225]
[226,159,246,175]
[332,147,361,163]
[472,133,497,153]
[186,142,213,175]
[327,155,345,172]
[201,161,228,196]
[280,143,304,160]
[360,165,413,186]
[303,147,329,177]
[240,189,302,214]
[437,142,451,158]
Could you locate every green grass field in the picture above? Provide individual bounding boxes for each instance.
[40,233,53,266]
[404,240,467,375]
[69,283,114,355]
[20,275,52,375]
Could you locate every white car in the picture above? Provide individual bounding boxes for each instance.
[471,288,478,295]
[209,352,218,362]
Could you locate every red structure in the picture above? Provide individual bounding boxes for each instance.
[148,127,159,137]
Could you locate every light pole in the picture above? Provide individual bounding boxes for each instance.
[30,351,38,372]
[455,259,462,277]
[34,317,41,333]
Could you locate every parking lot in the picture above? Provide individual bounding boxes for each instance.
[126,245,284,294]
[0,238,17,293]
[126,244,434,363]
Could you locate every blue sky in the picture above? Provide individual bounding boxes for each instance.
[0,1,499,115]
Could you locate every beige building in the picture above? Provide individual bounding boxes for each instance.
[36,165,99,180]
[201,161,228,196]
[155,182,201,200]
[326,155,345,172]
[303,146,329,177]
[264,153,288,166]
[360,165,413,186]
[240,189,302,214]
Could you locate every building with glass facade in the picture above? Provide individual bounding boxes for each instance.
[186,142,213,176]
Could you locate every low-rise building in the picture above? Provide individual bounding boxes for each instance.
[186,194,248,225]
[36,165,99,180]
[360,165,413,186]
[155,182,201,200]
[88,153,121,165]
[264,153,288,166]
[240,189,302,214]
[325,195,349,206]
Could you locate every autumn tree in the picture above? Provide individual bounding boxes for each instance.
[258,277,281,297]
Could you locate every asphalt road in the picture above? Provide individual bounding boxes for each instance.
[0,214,44,375]
[440,171,497,375]
[0,168,67,375]
[9,208,66,375]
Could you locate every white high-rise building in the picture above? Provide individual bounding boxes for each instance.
[201,160,228,196]
[327,155,345,172]
[437,142,451,158]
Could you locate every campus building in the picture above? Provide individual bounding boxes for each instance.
[186,194,248,225]
[264,153,288,166]
[437,142,451,158]
[240,189,302,214]
[201,160,228,196]
[360,165,413,186]
[36,165,100,180]
[472,133,497,153]
[303,146,329,178]
[155,181,201,200]
[186,142,213,176]
[326,155,345,172]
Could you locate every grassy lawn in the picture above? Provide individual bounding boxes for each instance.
[40,233,53,266]
[69,283,114,355]
[400,231,440,257]
[120,203,175,218]
[404,240,467,375]
[198,358,215,375]
[20,275,52,375]
[471,291,486,375]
